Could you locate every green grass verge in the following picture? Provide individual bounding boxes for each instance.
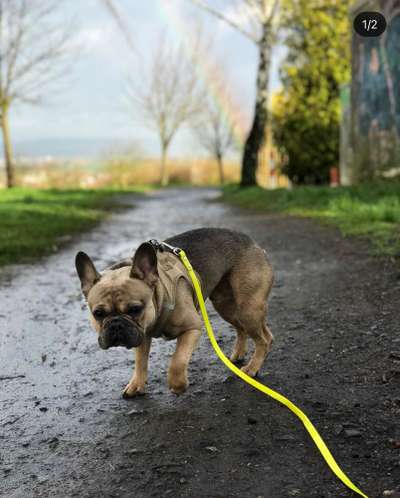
[0,187,149,266]
[221,183,400,257]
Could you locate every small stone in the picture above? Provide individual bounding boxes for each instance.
[389,439,400,449]
[312,401,326,412]
[205,446,218,453]
[179,478,186,484]
[48,437,59,449]
[344,428,362,438]
[39,407,48,413]
[127,408,146,416]
[276,435,295,442]
[333,424,343,436]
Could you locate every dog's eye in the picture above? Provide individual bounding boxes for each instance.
[127,304,144,316]
[93,308,106,320]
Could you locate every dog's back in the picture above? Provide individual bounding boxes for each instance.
[165,228,260,298]
[108,228,270,300]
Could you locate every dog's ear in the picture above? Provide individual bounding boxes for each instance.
[131,242,158,286]
[75,251,101,298]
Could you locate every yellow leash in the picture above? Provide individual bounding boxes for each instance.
[178,249,369,498]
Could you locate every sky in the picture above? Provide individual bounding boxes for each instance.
[9,0,285,159]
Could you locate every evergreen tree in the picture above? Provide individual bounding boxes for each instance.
[273,0,351,184]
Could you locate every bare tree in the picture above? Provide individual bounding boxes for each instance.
[188,0,280,186]
[0,0,73,188]
[127,36,205,186]
[99,0,138,55]
[191,98,237,185]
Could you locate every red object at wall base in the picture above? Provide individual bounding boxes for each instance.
[330,167,339,187]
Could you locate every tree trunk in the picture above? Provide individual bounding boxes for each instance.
[160,145,169,186]
[240,24,271,187]
[1,104,15,188]
[217,154,225,185]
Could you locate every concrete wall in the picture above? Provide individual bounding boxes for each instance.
[342,0,400,183]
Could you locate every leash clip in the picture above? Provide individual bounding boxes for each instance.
[148,239,188,265]
[148,239,162,251]
[157,240,183,256]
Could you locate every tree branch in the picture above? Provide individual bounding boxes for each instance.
[188,0,259,43]
[266,0,280,25]
[0,1,75,106]
[100,0,139,55]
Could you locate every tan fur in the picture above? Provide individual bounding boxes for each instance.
[123,335,152,396]
[87,268,157,334]
[168,329,201,394]
[77,235,274,398]
[210,246,274,377]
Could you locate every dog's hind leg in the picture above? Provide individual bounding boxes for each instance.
[210,277,248,364]
[236,305,270,377]
[230,327,248,364]
[262,322,274,349]
[229,246,274,377]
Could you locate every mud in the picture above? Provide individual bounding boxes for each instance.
[0,188,399,498]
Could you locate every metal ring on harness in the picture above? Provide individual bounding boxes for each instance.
[148,239,182,256]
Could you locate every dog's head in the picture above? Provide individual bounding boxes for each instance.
[75,243,158,350]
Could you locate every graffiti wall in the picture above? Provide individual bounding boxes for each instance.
[343,0,400,183]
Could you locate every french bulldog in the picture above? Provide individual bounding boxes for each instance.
[75,228,274,397]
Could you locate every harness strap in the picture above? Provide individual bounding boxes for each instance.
[150,298,175,338]
[149,239,201,307]
[148,239,200,338]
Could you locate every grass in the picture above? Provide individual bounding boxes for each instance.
[0,187,148,266]
[221,182,400,257]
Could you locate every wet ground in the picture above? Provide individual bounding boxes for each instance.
[1,188,399,498]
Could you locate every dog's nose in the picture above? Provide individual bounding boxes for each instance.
[107,318,127,345]
[108,318,125,334]
[102,317,142,349]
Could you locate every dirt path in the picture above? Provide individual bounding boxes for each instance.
[1,188,399,498]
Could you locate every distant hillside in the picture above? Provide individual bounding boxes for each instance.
[13,138,135,159]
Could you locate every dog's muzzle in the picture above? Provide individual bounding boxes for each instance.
[99,316,143,350]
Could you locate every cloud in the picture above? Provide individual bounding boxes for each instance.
[67,23,115,55]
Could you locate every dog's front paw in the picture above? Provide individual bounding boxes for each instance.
[230,352,246,365]
[169,379,188,395]
[168,370,188,395]
[122,379,146,399]
[240,363,259,378]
